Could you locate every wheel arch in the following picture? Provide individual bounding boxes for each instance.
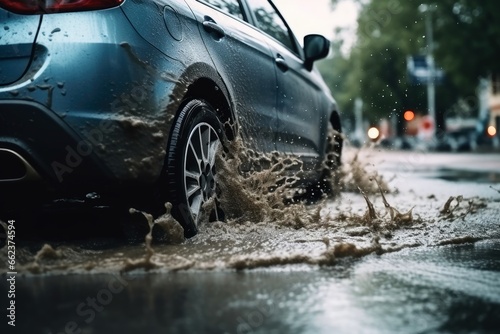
[154,63,235,225]
[329,109,343,153]
[329,109,342,134]
[169,63,236,141]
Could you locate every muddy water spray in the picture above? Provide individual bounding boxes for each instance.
[1,133,497,274]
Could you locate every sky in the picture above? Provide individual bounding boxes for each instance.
[273,0,359,49]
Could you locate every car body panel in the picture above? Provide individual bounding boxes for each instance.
[273,42,332,168]
[0,9,41,85]
[0,0,340,207]
[1,7,174,185]
[186,0,279,153]
[244,0,335,171]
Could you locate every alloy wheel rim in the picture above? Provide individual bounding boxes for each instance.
[183,122,220,226]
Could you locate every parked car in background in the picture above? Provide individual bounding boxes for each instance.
[0,0,342,237]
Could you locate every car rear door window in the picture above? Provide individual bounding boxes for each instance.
[198,0,245,20]
[245,0,296,53]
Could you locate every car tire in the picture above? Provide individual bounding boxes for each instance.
[162,99,224,238]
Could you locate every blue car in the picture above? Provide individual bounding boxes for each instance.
[0,0,342,237]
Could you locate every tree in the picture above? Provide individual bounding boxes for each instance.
[322,0,500,134]
[317,35,358,124]
[357,0,436,132]
[433,0,500,95]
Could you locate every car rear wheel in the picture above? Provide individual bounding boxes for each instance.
[163,99,224,238]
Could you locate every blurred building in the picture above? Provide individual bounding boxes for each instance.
[489,73,500,133]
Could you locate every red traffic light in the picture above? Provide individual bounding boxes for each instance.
[422,118,433,130]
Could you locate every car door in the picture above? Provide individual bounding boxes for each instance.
[185,0,279,154]
[245,0,331,169]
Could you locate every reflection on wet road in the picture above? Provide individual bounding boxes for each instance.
[435,168,500,183]
[1,148,500,333]
[9,240,500,334]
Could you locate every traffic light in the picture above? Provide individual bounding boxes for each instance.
[404,110,415,121]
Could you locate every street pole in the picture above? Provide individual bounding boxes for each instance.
[354,97,364,142]
[423,5,436,140]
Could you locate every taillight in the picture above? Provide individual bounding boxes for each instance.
[0,0,124,15]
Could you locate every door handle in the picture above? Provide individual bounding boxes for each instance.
[275,55,289,72]
[203,16,225,39]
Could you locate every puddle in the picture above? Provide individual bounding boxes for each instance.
[434,168,500,183]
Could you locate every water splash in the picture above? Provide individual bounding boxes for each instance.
[1,129,496,274]
[337,147,390,194]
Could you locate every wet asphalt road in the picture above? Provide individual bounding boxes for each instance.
[11,240,500,334]
[1,148,500,334]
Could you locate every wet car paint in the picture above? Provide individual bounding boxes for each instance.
[0,0,337,201]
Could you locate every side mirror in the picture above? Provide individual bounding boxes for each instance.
[304,34,330,71]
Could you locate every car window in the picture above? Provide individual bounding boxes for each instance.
[245,0,296,52]
[198,0,245,20]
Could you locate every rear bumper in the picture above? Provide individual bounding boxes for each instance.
[0,2,222,211]
[0,7,183,196]
[0,100,114,189]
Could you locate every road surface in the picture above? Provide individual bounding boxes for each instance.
[1,147,500,333]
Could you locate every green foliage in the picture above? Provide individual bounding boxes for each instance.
[433,0,500,94]
[317,39,357,120]
[319,0,500,129]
